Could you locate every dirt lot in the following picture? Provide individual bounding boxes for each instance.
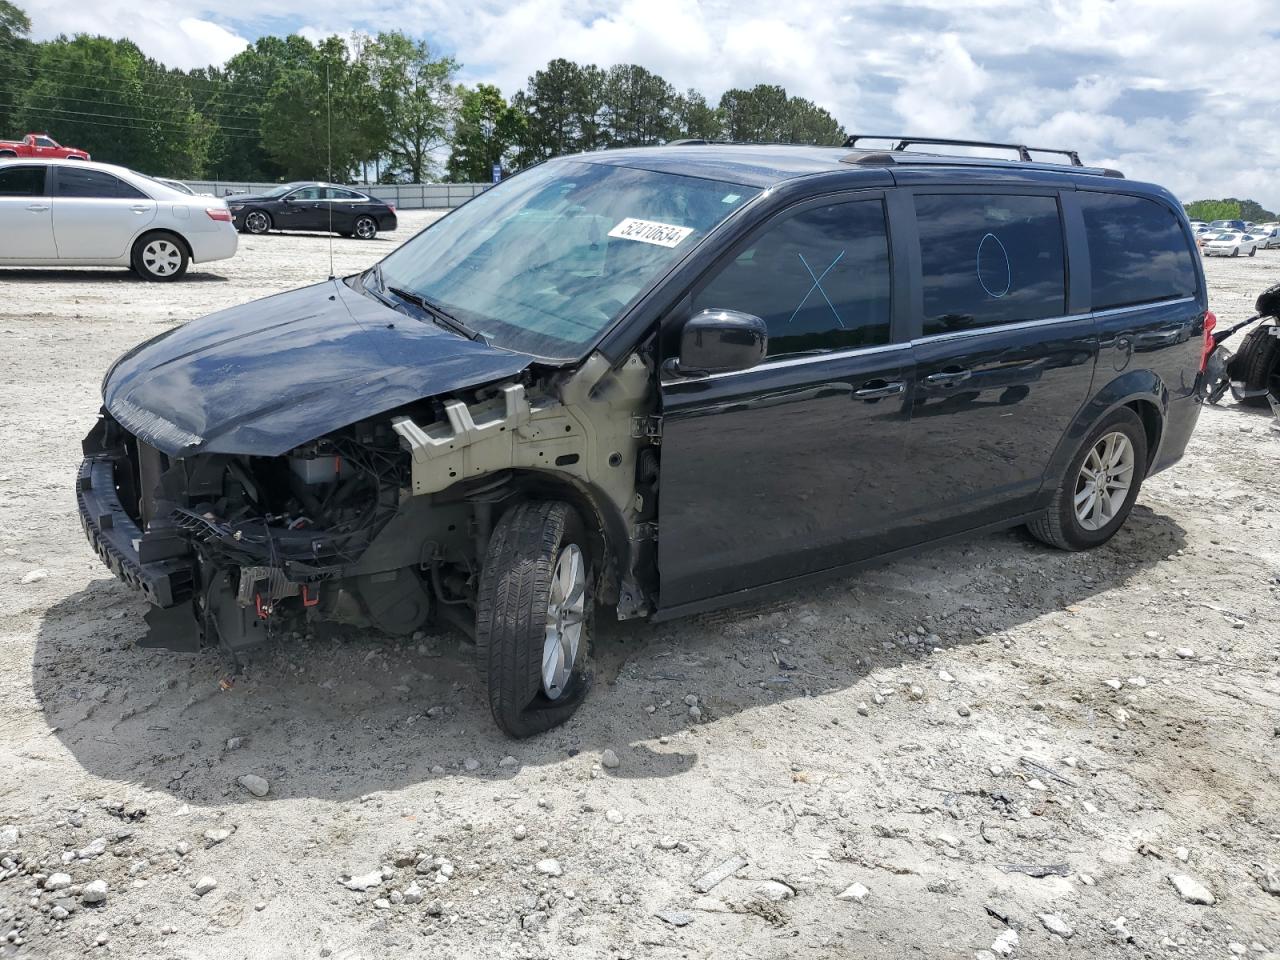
[1,213,1278,959]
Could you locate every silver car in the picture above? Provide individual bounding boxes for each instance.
[0,158,238,280]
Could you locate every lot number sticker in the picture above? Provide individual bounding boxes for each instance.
[608,218,695,248]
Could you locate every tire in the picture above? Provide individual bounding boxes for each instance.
[130,232,189,282]
[1249,246,1256,257]
[0,151,16,158]
[242,209,271,235]
[1231,248,1239,257]
[354,215,378,240]
[1230,324,1280,407]
[475,501,593,738]
[1027,407,1149,551]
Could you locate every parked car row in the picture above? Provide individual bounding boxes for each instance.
[1190,218,1280,255]
[0,159,399,281]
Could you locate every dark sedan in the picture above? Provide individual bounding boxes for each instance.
[225,182,397,239]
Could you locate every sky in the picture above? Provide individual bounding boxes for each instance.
[21,0,1280,210]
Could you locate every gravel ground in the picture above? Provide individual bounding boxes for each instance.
[1,212,1278,959]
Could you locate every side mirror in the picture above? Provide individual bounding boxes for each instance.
[670,308,768,377]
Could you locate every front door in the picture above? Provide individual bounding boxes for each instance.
[903,191,1097,538]
[0,164,56,258]
[658,195,917,611]
[278,186,325,230]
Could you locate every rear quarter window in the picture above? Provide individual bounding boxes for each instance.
[1080,192,1197,310]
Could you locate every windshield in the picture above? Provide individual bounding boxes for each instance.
[375,160,759,360]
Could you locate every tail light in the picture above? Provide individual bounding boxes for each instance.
[387,203,396,214]
[206,207,233,222]
[1199,310,1217,372]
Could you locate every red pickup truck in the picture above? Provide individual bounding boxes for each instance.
[0,133,91,161]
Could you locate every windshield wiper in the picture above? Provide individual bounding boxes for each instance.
[363,264,487,344]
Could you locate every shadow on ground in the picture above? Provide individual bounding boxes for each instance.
[0,268,228,283]
[32,505,1186,806]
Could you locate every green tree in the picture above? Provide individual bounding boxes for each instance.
[1184,199,1242,222]
[0,1,31,137]
[368,31,457,182]
[718,84,844,144]
[195,35,317,181]
[512,58,606,164]
[15,35,211,175]
[670,89,721,140]
[446,83,521,182]
[601,64,675,146]
[259,35,386,181]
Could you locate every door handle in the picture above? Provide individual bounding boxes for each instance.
[923,368,972,387]
[854,379,905,400]
[130,205,150,214]
[26,203,49,212]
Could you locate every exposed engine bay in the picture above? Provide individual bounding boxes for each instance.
[79,351,657,658]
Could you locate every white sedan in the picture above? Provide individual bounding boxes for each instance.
[0,158,237,280]
[1202,231,1260,257]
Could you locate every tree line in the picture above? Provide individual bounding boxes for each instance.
[1184,198,1276,223]
[0,1,845,184]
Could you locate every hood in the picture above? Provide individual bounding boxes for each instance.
[103,279,532,457]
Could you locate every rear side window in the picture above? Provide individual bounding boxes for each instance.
[916,194,1066,336]
[0,165,46,196]
[327,188,362,200]
[55,167,147,200]
[693,199,892,357]
[1081,193,1197,310]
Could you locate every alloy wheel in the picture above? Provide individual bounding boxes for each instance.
[142,239,182,278]
[1074,431,1135,531]
[355,217,376,239]
[245,211,269,234]
[541,543,585,700]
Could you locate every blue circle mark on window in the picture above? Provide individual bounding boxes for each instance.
[976,232,1011,299]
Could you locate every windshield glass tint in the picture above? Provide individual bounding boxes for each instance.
[376,161,758,359]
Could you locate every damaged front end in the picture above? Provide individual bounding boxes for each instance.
[78,346,659,657]
[80,412,424,653]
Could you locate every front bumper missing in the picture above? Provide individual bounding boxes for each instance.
[76,455,194,609]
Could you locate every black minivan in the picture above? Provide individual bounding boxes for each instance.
[79,136,1211,736]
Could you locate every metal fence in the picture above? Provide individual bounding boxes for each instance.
[182,181,492,210]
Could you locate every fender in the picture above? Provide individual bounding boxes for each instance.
[1044,368,1167,481]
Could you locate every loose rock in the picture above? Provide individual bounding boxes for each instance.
[1169,873,1215,905]
[193,876,217,897]
[81,880,108,905]
[1039,913,1073,938]
[238,775,270,797]
[836,882,869,902]
[601,748,620,769]
[44,873,72,891]
[536,859,562,877]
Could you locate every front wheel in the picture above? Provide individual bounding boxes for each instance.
[353,215,378,240]
[131,232,189,281]
[475,501,593,738]
[1249,247,1256,257]
[1027,407,1149,551]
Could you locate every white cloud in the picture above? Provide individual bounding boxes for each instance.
[21,0,1280,207]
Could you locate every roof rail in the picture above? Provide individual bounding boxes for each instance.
[843,134,1084,168]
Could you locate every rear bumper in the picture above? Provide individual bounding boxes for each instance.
[188,226,239,264]
[380,212,398,231]
[1150,392,1202,475]
[77,455,193,607]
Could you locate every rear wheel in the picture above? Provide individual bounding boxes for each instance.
[354,215,378,240]
[475,501,592,738]
[1230,324,1280,407]
[1028,407,1148,551]
[131,232,189,281]
[1249,246,1257,257]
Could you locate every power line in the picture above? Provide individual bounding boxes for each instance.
[12,88,267,126]
[0,102,263,139]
